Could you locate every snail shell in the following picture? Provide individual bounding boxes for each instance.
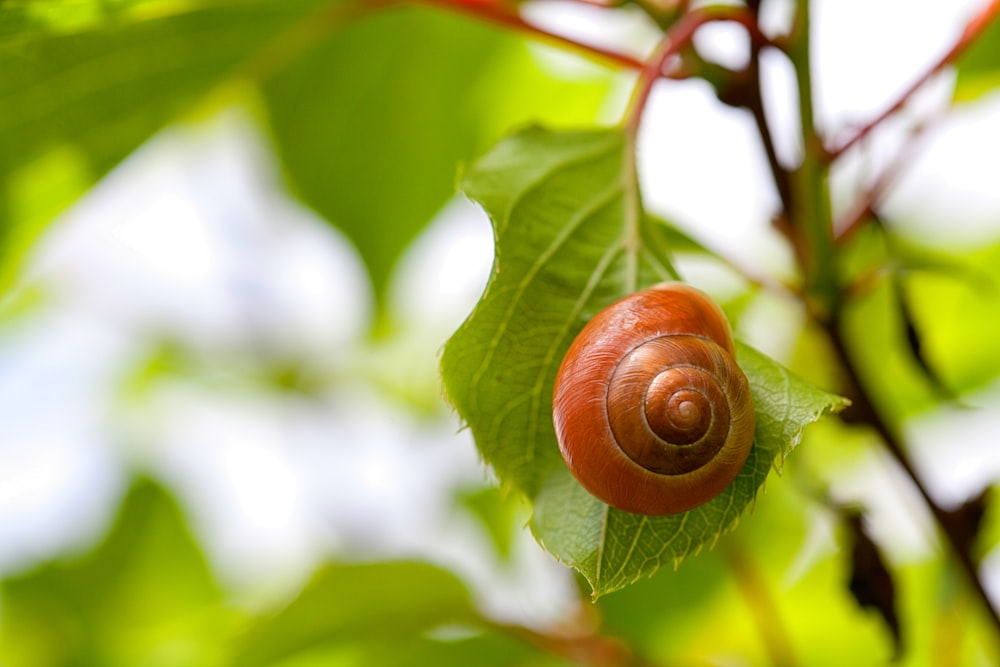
[552,282,755,515]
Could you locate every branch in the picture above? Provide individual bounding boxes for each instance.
[833,113,943,244]
[561,0,621,8]
[416,0,645,71]
[624,6,758,136]
[822,308,1000,640]
[827,0,1000,160]
[787,0,836,303]
[487,618,661,667]
[743,7,794,226]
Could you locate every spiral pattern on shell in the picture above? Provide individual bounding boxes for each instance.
[552,282,755,515]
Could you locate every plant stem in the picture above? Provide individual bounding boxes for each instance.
[822,310,1000,639]
[778,0,1000,645]
[563,0,620,8]
[833,114,942,244]
[623,11,698,138]
[828,0,1000,159]
[487,618,660,667]
[418,0,645,71]
[624,6,756,136]
[788,0,836,309]
[744,12,794,222]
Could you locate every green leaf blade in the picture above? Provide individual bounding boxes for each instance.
[534,344,848,597]
[0,0,329,289]
[0,478,225,667]
[261,7,501,303]
[442,125,675,498]
[230,561,478,667]
[443,124,847,596]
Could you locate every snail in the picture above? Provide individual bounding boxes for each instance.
[552,282,755,515]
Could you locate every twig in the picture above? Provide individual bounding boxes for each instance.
[833,113,943,244]
[787,0,836,302]
[822,310,1000,640]
[624,6,757,136]
[827,0,1000,160]
[561,0,621,8]
[744,8,794,224]
[625,11,703,137]
[417,0,645,71]
[487,618,659,667]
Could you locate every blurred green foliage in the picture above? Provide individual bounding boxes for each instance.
[2,0,1000,666]
[261,7,614,307]
[0,0,329,289]
[0,480,227,667]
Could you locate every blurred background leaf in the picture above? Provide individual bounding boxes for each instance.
[229,560,479,667]
[1,2,1000,666]
[954,11,1000,103]
[0,0,617,323]
[260,6,616,321]
[0,478,227,667]
[259,8,506,316]
[0,0,329,290]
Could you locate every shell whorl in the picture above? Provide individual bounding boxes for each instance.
[552,282,755,515]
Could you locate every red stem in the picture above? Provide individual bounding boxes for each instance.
[833,113,943,244]
[827,0,1000,160]
[416,0,645,71]
[561,0,620,8]
[625,6,757,136]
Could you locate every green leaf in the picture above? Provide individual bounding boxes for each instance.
[441,125,678,498]
[468,40,618,148]
[647,214,716,256]
[0,0,329,290]
[261,7,505,304]
[260,7,617,309]
[441,125,846,597]
[953,12,1000,103]
[833,222,1000,414]
[532,343,847,597]
[0,478,225,667]
[457,486,526,563]
[230,561,479,667]
[0,0,176,39]
[910,240,1000,391]
[827,214,1000,421]
[362,632,563,667]
[260,632,563,667]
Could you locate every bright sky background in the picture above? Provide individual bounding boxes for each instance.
[2,0,1000,618]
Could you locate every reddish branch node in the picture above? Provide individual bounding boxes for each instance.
[625,6,769,135]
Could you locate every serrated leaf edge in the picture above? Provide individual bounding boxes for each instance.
[587,394,849,598]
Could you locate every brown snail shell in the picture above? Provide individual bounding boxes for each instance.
[552,282,755,515]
